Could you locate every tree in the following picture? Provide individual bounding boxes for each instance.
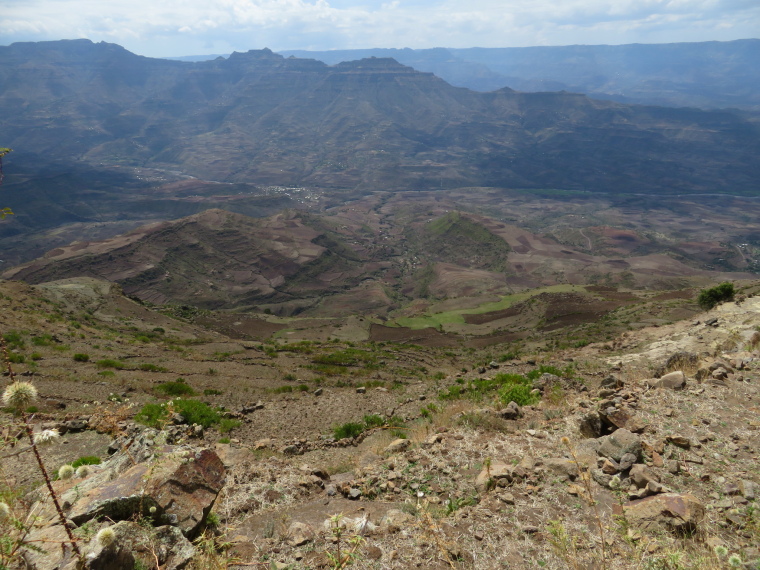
[0,147,12,219]
[697,282,734,310]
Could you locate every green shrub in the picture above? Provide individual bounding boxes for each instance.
[296,384,309,392]
[96,359,124,369]
[30,352,43,361]
[3,331,25,349]
[499,383,539,406]
[7,353,25,364]
[363,414,384,429]
[333,422,365,440]
[174,399,220,428]
[698,282,735,310]
[73,353,90,362]
[219,418,241,433]
[134,403,168,428]
[218,437,231,444]
[32,334,54,346]
[204,388,223,396]
[270,385,293,394]
[155,379,195,397]
[98,370,115,377]
[71,456,101,469]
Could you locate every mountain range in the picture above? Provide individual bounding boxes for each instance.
[1,39,758,198]
[280,40,760,111]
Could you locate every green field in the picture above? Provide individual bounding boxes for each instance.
[391,284,586,330]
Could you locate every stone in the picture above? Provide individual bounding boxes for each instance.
[666,460,680,475]
[602,458,620,474]
[666,435,691,449]
[740,480,757,500]
[67,448,225,538]
[420,433,443,449]
[501,401,522,420]
[544,458,578,481]
[84,522,194,570]
[578,412,602,438]
[601,407,646,433]
[348,488,362,500]
[598,429,642,462]
[618,453,638,471]
[384,438,410,455]
[287,522,315,546]
[381,509,414,532]
[623,493,705,534]
[475,460,517,493]
[313,388,323,396]
[356,386,366,394]
[629,464,659,489]
[652,371,686,390]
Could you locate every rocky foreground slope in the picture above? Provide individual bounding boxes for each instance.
[1,278,759,569]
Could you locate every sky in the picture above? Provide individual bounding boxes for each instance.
[1,0,759,58]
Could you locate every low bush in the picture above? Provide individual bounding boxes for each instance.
[154,379,195,397]
[96,359,124,369]
[333,422,365,440]
[219,418,242,433]
[71,456,101,468]
[73,353,90,362]
[698,282,735,310]
[134,403,167,428]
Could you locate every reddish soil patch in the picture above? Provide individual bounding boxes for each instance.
[464,306,521,325]
[540,292,622,331]
[369,324,461,347]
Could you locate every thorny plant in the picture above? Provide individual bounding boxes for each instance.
[326,513,365,569]
[0,332,84,567]
[562,436,608,570]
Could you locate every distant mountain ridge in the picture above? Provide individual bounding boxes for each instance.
[1,39,759,199]
[280,40,760,110]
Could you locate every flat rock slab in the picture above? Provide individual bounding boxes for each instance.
[623,493,704,533]
[68,448,225,538]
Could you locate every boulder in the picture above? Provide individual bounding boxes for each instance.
[85,522,194,570]
[623,493,705,534]
[544,458,578,481]
[500,401,522,420]
[474,460,520,493]
[650,371,686,390]
[287,522,315,546]
[598,429,642,462]
[384,438,411,455]
[630,464,660,489]
[578,412,602,438]
[68,448,225,538]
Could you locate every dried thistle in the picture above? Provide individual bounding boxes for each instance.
[58,465,75,480]
[2,381,38,410]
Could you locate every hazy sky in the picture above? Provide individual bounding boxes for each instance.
[2,0,759,57]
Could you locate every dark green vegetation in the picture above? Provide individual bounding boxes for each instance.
[698,282,735,310]
[135,399,220,429]
[332,414,405,440]
[154,379,196,397]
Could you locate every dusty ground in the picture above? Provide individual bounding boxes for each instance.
[2,277,760,569]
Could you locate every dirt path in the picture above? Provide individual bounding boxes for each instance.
[579,228,593,251]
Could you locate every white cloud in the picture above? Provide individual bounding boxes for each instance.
[0,0,757,56]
